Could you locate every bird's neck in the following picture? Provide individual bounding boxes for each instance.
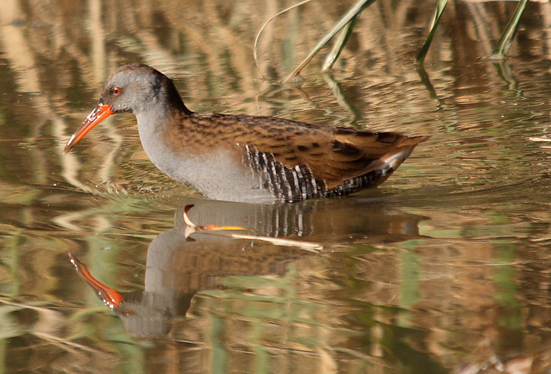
[134,78,192,134]
[134,93,197,182]
[163,79,193,116]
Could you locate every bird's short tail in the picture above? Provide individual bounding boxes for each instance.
[371,135,428,185]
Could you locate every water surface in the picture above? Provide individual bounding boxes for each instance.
[1,0,551,373]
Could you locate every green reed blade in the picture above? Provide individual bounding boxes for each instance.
[282,0,376,83]
[491,0,529,58]
[416,0,448,65]
[322,13,361,72]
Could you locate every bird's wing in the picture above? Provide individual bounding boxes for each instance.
[230,116,427,190]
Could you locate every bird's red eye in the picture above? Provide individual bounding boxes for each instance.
[112,87,121,95]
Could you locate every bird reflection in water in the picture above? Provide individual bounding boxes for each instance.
[68,199,425,340]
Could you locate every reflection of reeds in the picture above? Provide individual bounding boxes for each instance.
[3,1,551,372]
[1,0,547,196]
[1,0,550,249]
[0,297,133,372]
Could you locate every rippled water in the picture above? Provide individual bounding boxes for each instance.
[2,0,551,373]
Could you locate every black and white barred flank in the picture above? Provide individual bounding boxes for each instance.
[243,145,392,203]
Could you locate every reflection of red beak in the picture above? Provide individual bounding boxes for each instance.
[63,104,114,154]
[69,253,123,309]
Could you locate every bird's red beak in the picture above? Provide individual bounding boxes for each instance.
[63,104,114,154]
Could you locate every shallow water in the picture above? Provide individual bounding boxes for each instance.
[2,0,551,373]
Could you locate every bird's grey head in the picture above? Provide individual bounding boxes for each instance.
[98,63,169,115]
